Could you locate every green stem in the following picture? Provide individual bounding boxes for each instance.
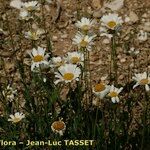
[93,107,99,139]
[102,104,107,150]
[140,90,148,150]
[5,12,16,54]
[83,48,89,108]
[114,106,117,150]
[87,50,92,106]
[41,1,52,53]
[111,35,118,85]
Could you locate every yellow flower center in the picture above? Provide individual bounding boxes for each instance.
[26,6,34,11]
[56,61,64,67]
[109,91,118,97]
[80,40,88,48]
[31,32,38,40]
[139,79,149,85]
[33,55,44,62]
[71,57,80,64]
[13,117,21,123]
[82,25,90,31]
[94,83,106,92]
[107,21,117,29]
[52,121,65,131]
[63,73,74,80]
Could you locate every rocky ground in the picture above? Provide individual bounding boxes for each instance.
[0,0,150,89]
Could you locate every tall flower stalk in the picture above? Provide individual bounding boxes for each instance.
[100,13,123,84]
[73,17,96,107]
[83,48,90,107]
[40,0,52,53]
[111,34,118,84]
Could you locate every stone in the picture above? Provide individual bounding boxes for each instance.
[103,38,110,44]
[93,10,102,18]
[61,34,68,39]
[52,36,58,41]
[118,75,124,80]
[143,22,150,32]
[129,11,139,23]
[91,0,103,10]
[104,0,124,11]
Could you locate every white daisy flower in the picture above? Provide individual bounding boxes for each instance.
[46,0,52,3]
[8,112,25,123]
[54,64,81,84]
[43,78,47,82]
[28,47,49,71]
[75,17,95,32]
[108,85,123,103]
[128,47,139,56]
[50,56,65,68]
[10,0,23,9]
[22,1,40,12]
[93,82,110,99]
[51,120,66,136]
[25,29,45,40]
[132,72,150,91]
[73,32,96,51]
[101,13,123,30]
[66,51,84,65]
[2,85,17,102]
[137,30,148,42]
[19,9,30,20]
